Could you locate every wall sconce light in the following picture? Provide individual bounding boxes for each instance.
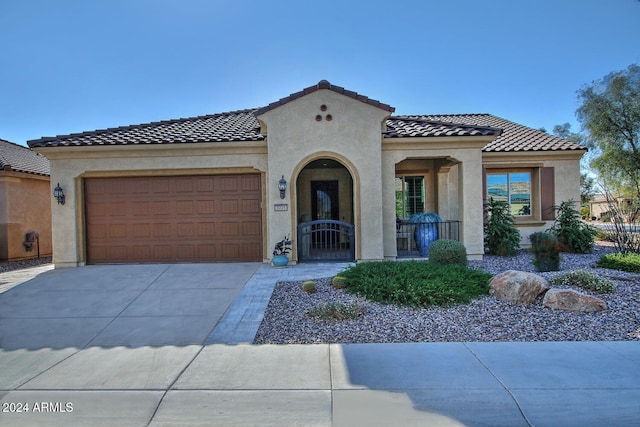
[53,183,65,205]
[278,175,287,199]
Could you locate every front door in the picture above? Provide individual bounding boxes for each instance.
[311,180,339,220]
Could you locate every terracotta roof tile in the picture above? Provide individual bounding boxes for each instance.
[28,109,264,148]
[253,80,395,116]
[389,114,587,152]
[385,117,502,138]
[26,94,586,153]
[0,138,50,176]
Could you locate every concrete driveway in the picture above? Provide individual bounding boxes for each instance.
[0,263,260,350]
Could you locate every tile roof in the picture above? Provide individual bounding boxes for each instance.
[385,117,502,138]
[26,87,586,153]
[28,109,264,148]
[254,80,395,116]
[0,138,50,176]
[393,114,586,152]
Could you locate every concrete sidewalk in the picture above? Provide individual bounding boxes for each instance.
[1,342,639,426]
[1,263,639,426]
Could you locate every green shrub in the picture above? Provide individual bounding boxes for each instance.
[548,200,597,253]
[307,302,364,321]
[331,275,347,289]
[302,280,317,293]
[597,252,640,273]
[580,206,590,220]
[595,229,617,242]
[338,261,492,308]
[550,270,615,293]
[428,239,468,267]
[529,232,561,272]
[484,198,521,256]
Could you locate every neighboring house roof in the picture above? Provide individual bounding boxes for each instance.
[27,84,586,153]
[0,138,50,176]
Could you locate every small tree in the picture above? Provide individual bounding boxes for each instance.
[484,198,521,256]
[548,200,597,253]
[602,190,640,254]
[577,64,640,201]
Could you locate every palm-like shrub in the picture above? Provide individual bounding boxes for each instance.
[548,200,597,253]
[484,198,521,256]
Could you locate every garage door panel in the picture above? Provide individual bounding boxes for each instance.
[85,175,262,263]
[151,201,171,215]
[242,221,262,236]
[176,200,195,215]
[197,200,215,214]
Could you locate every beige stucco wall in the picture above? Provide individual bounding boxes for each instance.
[258,90,391,262]
[35,143,267,267]
[33,87,585,267]
[0,171,52,261]
[482,151,584,247]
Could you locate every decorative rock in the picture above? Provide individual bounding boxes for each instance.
[543,289,607,312]
[490,270,549,305]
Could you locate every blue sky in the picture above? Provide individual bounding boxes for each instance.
[1,0,639,146]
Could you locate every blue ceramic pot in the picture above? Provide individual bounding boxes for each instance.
[272,255,289,267]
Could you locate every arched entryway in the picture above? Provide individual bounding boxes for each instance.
[296,158,355,262]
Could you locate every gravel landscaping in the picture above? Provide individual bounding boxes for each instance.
[254,242,640,343]
[0,257,52,274]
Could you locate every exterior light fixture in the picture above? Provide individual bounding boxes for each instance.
[53,183,65,205]
[278,175,287,199]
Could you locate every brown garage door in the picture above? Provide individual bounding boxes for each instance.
[85,175,262,263]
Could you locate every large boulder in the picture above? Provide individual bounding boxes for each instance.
[543,289,607,313]
[490,270,549,305]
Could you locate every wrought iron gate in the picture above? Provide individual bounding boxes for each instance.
[297,220,355,262]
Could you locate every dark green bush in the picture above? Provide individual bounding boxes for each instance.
[597,252,640,273]
[484,198,521,256]
[428,239,468,267]
[548,200,597,253]
[550,270,615,293]
[529,231,561,272]
[338,261,492,308]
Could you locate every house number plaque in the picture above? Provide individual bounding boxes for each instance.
[274,204,288,211]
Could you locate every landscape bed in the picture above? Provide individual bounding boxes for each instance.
[254,243,640,344]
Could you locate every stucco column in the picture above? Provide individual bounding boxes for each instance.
[266,168,294,263]
[382,153,399,259]
[437,165,451,220]
[458,154,484,260]
[50,166,81,267]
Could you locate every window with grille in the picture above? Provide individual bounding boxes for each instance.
[395,176,425,218]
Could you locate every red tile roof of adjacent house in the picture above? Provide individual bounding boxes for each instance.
[0,138,50,176]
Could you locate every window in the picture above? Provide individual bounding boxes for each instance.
[395,176,425,218]
[487,171,532,217]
